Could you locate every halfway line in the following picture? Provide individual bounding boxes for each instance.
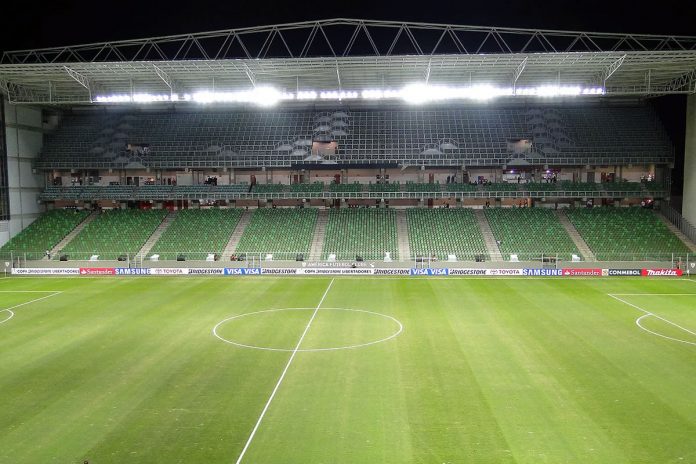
[233,278,335,464]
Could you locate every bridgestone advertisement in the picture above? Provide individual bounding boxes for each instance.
[9,267,687,277]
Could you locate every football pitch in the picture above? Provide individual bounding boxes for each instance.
[1,276,695,463]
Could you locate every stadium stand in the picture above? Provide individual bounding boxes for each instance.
[149,209,243,260]
[523,181,599,192]
[35,106,672,170]
[407,208,488,260]
[445,183,478,192]
[329,182,363,193]
[323,209,398,260]
[0,209,90,256]
[59,209,167,260]
[485,208,579,261]
[234,208,318,258]
[253,184,285,193]
[405,182,441,192]
[482,182,520,192]
[291,182,324,193]
[368,182,400,192]
[565,207,690,260]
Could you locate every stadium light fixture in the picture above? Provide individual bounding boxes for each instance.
[94,84,605,105]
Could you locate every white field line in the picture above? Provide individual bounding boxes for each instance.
[213,307,403,352]
[0,290,64,293]
[0,291,62,326]
[635,314,696,347]
[611,293,696,296]
[233,278,335,464]
[608,294,696,346]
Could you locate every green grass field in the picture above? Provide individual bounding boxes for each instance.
[1,276,695,463]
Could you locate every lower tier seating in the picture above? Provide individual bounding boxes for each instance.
[149,209,243,260]
[323,209,398,260]
[566,207,689,260]
[60,209,167,260]
[0,209,90,257]
[235,208,318,258]
[407,208,488,260]
[485,208,579,261]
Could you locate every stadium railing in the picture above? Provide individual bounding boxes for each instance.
[3,250,695,267]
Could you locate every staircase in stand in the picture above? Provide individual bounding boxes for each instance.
[556,209,596,261]
[309,209,328,260]
[656,211,696,253]
[396,209,411,261]
[223,210,253,258]
[137,210,177,258]
[48,211,97,258]
[474,209,503,261]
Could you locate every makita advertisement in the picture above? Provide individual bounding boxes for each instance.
[561,268,603,276]
[641,268,684,277]
[410,268,449,276]
[607,269,642,276]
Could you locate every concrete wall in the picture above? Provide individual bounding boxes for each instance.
[684,94,696,225]
[3,103,44,241]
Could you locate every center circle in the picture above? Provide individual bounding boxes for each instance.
[213,307,403,352]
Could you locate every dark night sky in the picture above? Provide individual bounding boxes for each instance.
[2,0,694,51]
[2,0,694,196]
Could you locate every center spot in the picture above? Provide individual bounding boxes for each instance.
[213,308,403,352]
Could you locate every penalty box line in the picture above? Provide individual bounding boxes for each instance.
[0,291,63,326]
[233,278,335,464]
[608,293,696,343]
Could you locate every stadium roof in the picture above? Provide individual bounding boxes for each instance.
[1,18,695,105]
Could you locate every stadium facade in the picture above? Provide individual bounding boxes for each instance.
[1,19,695,264]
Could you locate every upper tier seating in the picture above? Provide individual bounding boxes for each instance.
[329,182,363,193]
[407,208,488,260]
[485,208,579,261]
[523,181,599,192]
[445,183,479,192]
[253,184,285,193]
[0,209,90,256]
[149,209,243,260]
[323,209,398,260]
[368,182,400,192]
[290,182,324,193]
[60,209,167,260]
[405,182,441,192]
[36,106,672,170]
[234,208,318,258]
[565,207,689,260]
[482,182,520,192]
